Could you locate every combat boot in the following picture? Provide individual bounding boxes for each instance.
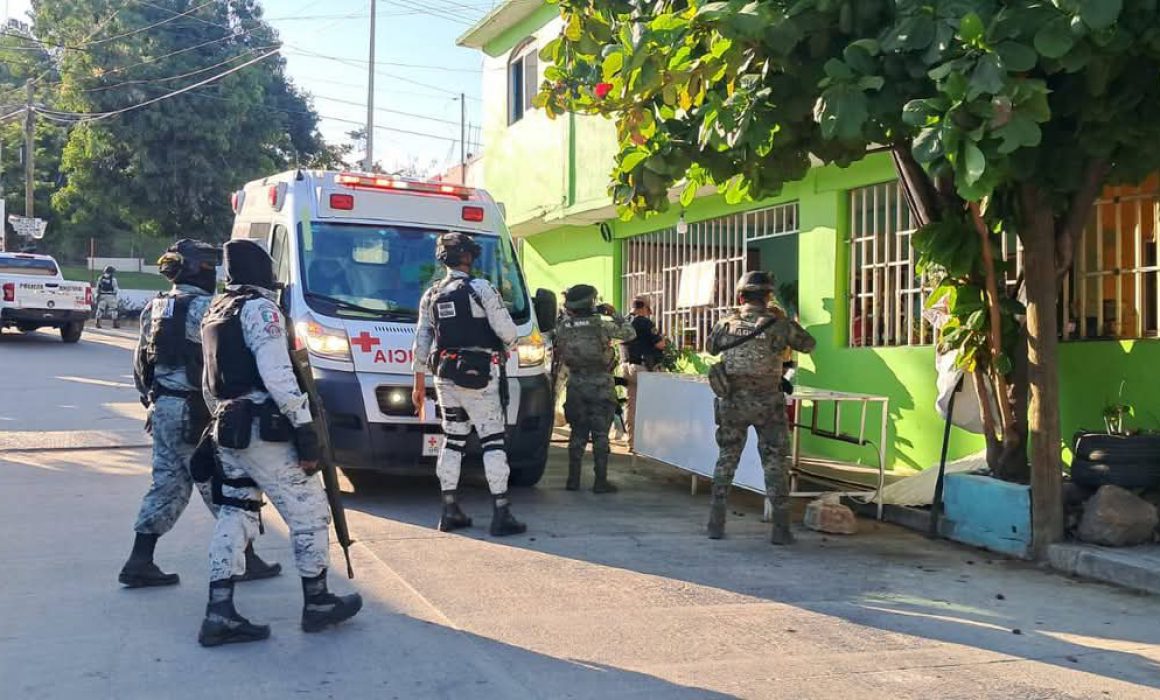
[565,453,582,491]
[198,579,270,647]
[592,452,618,494]
[118,533,180,588]
[437,491,473,532]
[234,542,282,583]
[707,488,728,540]
[301,570,363,633]
[489,494,527,537]
[113,320,121,329]
[769,513,795,546]
[95,319,103,329]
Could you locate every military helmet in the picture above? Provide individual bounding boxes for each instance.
[103,265,116,275]
[563,283,598,311]
[157,238,221,282]
[436,232,481,266]
[737,270,776,295]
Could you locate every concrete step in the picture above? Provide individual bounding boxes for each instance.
[1049,542,1160,595]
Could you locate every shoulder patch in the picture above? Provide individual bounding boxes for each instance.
[260,307,280,324]
[264,322,284,339]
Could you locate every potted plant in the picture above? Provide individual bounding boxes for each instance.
[1102,381,1135,435]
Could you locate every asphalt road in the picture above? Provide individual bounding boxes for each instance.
[2,323,1160,699]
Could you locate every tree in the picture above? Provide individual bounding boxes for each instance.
[539,0,1160,555]
[30,0,335,245]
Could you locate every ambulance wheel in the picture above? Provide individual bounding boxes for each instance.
[61,322,84,344]
[509,449,548,488]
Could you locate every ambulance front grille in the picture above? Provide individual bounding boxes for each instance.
[373,324,415,334]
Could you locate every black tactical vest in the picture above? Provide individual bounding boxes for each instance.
[144,293,204,389]
[97,276,116,294]
[433,277,502,353]
[202,289,267,400]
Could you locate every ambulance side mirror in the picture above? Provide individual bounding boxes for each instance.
[533,288,557,333]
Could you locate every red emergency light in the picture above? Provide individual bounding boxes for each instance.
[268,183,287,212]
[329,193,355,210]
[2,283,13,302]
[461,205,485,222]
[336,173,473,200]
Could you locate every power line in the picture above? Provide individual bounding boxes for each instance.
[281,48,481,74]
[284,47,482,100]
[310,93,462,127]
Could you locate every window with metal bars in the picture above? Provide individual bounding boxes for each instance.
[621,203,799,352]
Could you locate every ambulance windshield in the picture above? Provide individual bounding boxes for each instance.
[298,222,530,323]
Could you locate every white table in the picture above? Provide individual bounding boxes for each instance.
[634,373,889,519]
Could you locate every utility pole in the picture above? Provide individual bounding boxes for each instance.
[363,0,376,173]
[459,93,466,185]
[23,79,34,218]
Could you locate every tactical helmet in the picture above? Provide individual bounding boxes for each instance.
[436,232,481,267]
[157,238,221,283]
[563,284,598,311]
[103,266,116,275]
[737,270,776,295]
[223,239,275,290]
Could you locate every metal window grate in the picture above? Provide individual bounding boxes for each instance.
[622,203,799,352]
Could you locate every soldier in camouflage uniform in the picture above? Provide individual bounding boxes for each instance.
[198,240,361,647]
[707,271,816,544]
[555,285,636,492]
[119,239,279,588]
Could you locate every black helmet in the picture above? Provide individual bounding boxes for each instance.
[223,239,275,290]
[737,270,776,295]
[103,266,116,275]
[563,284,598,311]
[157,238,221,283]
[436,232,481,267]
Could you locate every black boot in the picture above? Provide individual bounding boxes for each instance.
[565,452,582,491]
[301,570,363,633]
[234,542,282,582]
[489,494,527,537]
[198,579,270,647]
[119,533,180,588]
[707,487,728,540]
[769,504,795,546]
[437,491,473,532]
[112,319,121,329]
[592,452,618,494]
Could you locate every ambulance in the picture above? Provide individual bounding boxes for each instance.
[229,171,557,486]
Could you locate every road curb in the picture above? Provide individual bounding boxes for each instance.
[0,429,151,453]
[1049,542,1160,595]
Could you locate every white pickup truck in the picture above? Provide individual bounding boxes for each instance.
[0,252,91,343]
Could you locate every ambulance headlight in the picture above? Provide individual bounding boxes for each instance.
[516,332,546,368]
[295,318,351,362]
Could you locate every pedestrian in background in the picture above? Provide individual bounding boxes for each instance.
[706,271,815,544]
[556,285,635,492]
[95,265,120,329]
[119,240,279,589]
[619,296,666,450]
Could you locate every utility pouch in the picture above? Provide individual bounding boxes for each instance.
[708,362,732,399]
[258,400,292,443]
[214,400,253,449]
[436,351,492,390]
[190,428,216,483]
[182,393,212,445]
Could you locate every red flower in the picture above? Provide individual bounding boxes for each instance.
[594,82,613,99]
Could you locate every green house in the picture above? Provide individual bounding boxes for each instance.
[459,1,1160,478]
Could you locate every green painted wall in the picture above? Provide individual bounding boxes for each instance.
[1059,340,1160,456]
[521,225,617,301]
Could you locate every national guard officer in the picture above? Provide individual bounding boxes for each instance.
[706,271,816,544]
[410,232,526,537]
[198,239,361,647]
[119,239,279,588]
[95,265,120,329]
[554,284,635,492]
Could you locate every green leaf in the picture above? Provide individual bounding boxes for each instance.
[650,13,685,32]
[813,85,867,142]
[993,113,1042,154]
[1079,0,1122,31]
[620,149,649,172]
[1034,16,1075,59]
[823,58,855,81]
[969,54,1005,97]
[995,42,1038,72]
[565,14,583,42]
[912,127,943,163]
[857,75,885,91]
[994,352,1013,375]
[602,52,624,81]
[680,180,697,208]
[724,175,747,204]
[902,99,935,127]
[959,12,985,43]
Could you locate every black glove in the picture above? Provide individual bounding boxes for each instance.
[293,423,322,466]
[780,378,794,395]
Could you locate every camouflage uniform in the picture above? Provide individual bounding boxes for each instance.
[204,290,330,581]
[555,305,635,491]
[132,286,215,535]
[95,271,120,327]
[707,301,815,542]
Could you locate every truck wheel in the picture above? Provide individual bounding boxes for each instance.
[509,446,549,488]
[61,321,84,344]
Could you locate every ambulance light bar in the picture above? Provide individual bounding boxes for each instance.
[335,173,473,200]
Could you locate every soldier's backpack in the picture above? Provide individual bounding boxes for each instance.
[557,316,614,372]
[708,315,780,398]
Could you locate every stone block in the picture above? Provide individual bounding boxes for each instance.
[803,497,858,535]
[1077,485,1159,547]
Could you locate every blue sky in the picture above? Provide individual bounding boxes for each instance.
[4,0,495,174]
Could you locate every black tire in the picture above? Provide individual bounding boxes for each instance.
[342,468,380,490]
[509,447,549,488]
[1074,433,1160,464]
[1071,457,1160,490]
[60,322,83,344]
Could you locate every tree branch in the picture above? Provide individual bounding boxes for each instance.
[1054,159,1109,275]
[890,144,942,227]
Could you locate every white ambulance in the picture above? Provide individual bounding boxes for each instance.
[230,171,557,486]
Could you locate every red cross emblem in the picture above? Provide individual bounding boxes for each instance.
[427,436,439,449]
[350,331,381,353]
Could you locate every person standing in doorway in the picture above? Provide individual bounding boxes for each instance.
[411,232,527,537]
[619,296,666,450]
[706,271,815,544]
[555,284,636,492]
[95,266,120,329]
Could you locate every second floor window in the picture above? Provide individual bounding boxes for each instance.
[508,41,538,125]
